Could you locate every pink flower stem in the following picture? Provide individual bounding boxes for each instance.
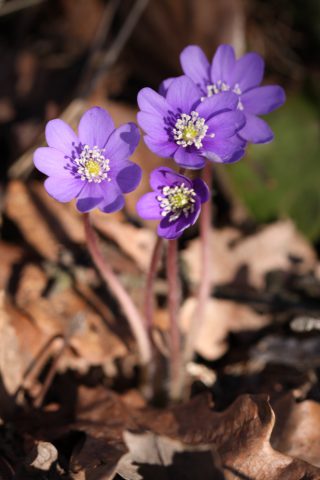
[184,163,212,365]
[83,212,152,366]
[167,238,181,399]
[144,237,164,334]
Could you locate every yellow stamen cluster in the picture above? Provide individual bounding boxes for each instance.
[157,183,196,222]
[173,111,208,149]
[75,145,111,183]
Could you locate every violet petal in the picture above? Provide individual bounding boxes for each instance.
[44,176,83,202]
[238,113,274,143]
[33,147,71,177]
[78,106,115,149]
[174,147,206,169]
[136,192,162,220]
[210,44,236,84]
[149,167,193,190]
[105,123,140,161]
[180,45,210,90]
[137,112,167,142]
[230,52,264,92]
[192,177,210,203]
[241,85,286,115]
[196,91,238,118]
[137,87,171,116]
[144,136,177,158]
[45,119,79,154]
[166,76,201,113]
[207,110,246,138]
[98,181,124,213]
[115,161,142,194]
[76,182,104,213]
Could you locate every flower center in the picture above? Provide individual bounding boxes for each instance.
[75,145,111,183]
[157,183,196,222]
[173,111,208,149]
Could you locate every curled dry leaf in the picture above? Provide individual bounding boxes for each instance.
[134,394,320,480]
[183,221,316,290]
[25,441,58,471]
[272,394,320,467]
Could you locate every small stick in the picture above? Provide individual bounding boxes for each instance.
[83,212,152,365]
[33,338,67,408]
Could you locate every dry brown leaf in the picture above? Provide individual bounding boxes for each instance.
[0,291,23,397]
[19,387,320,480]
[0,241,24,291]
[183,221,316,290]
[92,215,157,273]
[117,430,224,480]
[14,275,127,372]
[5,181,61,261]
[31,182,86,245]
[25,441,58,471]
[180,297,270,360]
[134,394,320,480]
[69,386,137,479]
[272,395,320,467]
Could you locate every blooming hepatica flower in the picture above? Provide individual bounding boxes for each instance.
[137,167,209,239]
[137,76,246,169]
[180,44,286,144]
[33,107,141,213]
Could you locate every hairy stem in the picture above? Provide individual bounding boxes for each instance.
[83,213,152,365]
[184,163,213,365]
[144,237,164,334]
[167,239,181,399]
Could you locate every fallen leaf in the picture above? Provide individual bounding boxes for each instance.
[25,441,58,471]
[134,394,320,480]
[180,297,270,360]
[5,181,61,262]
[0,291,23,397]
[272,395,320,467]
[117,430,225,480]
[183,221,316,290]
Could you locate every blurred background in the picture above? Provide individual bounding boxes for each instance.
[0,0,319,240]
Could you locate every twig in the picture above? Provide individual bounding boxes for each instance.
[88,0,149,94]
[83,212,152,366]
[77,0,121,98]
[0,0,45,17]
[33,338,67,408]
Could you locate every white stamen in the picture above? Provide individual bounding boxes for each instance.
[173,111,208,149]
[157,183,196,223]
[75,145,111,183]
[201,80,242,101]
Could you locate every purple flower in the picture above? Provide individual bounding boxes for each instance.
[137,167,209,239]
[137,76,246,170]
[180,45,286,144]
[33,107,141,213]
